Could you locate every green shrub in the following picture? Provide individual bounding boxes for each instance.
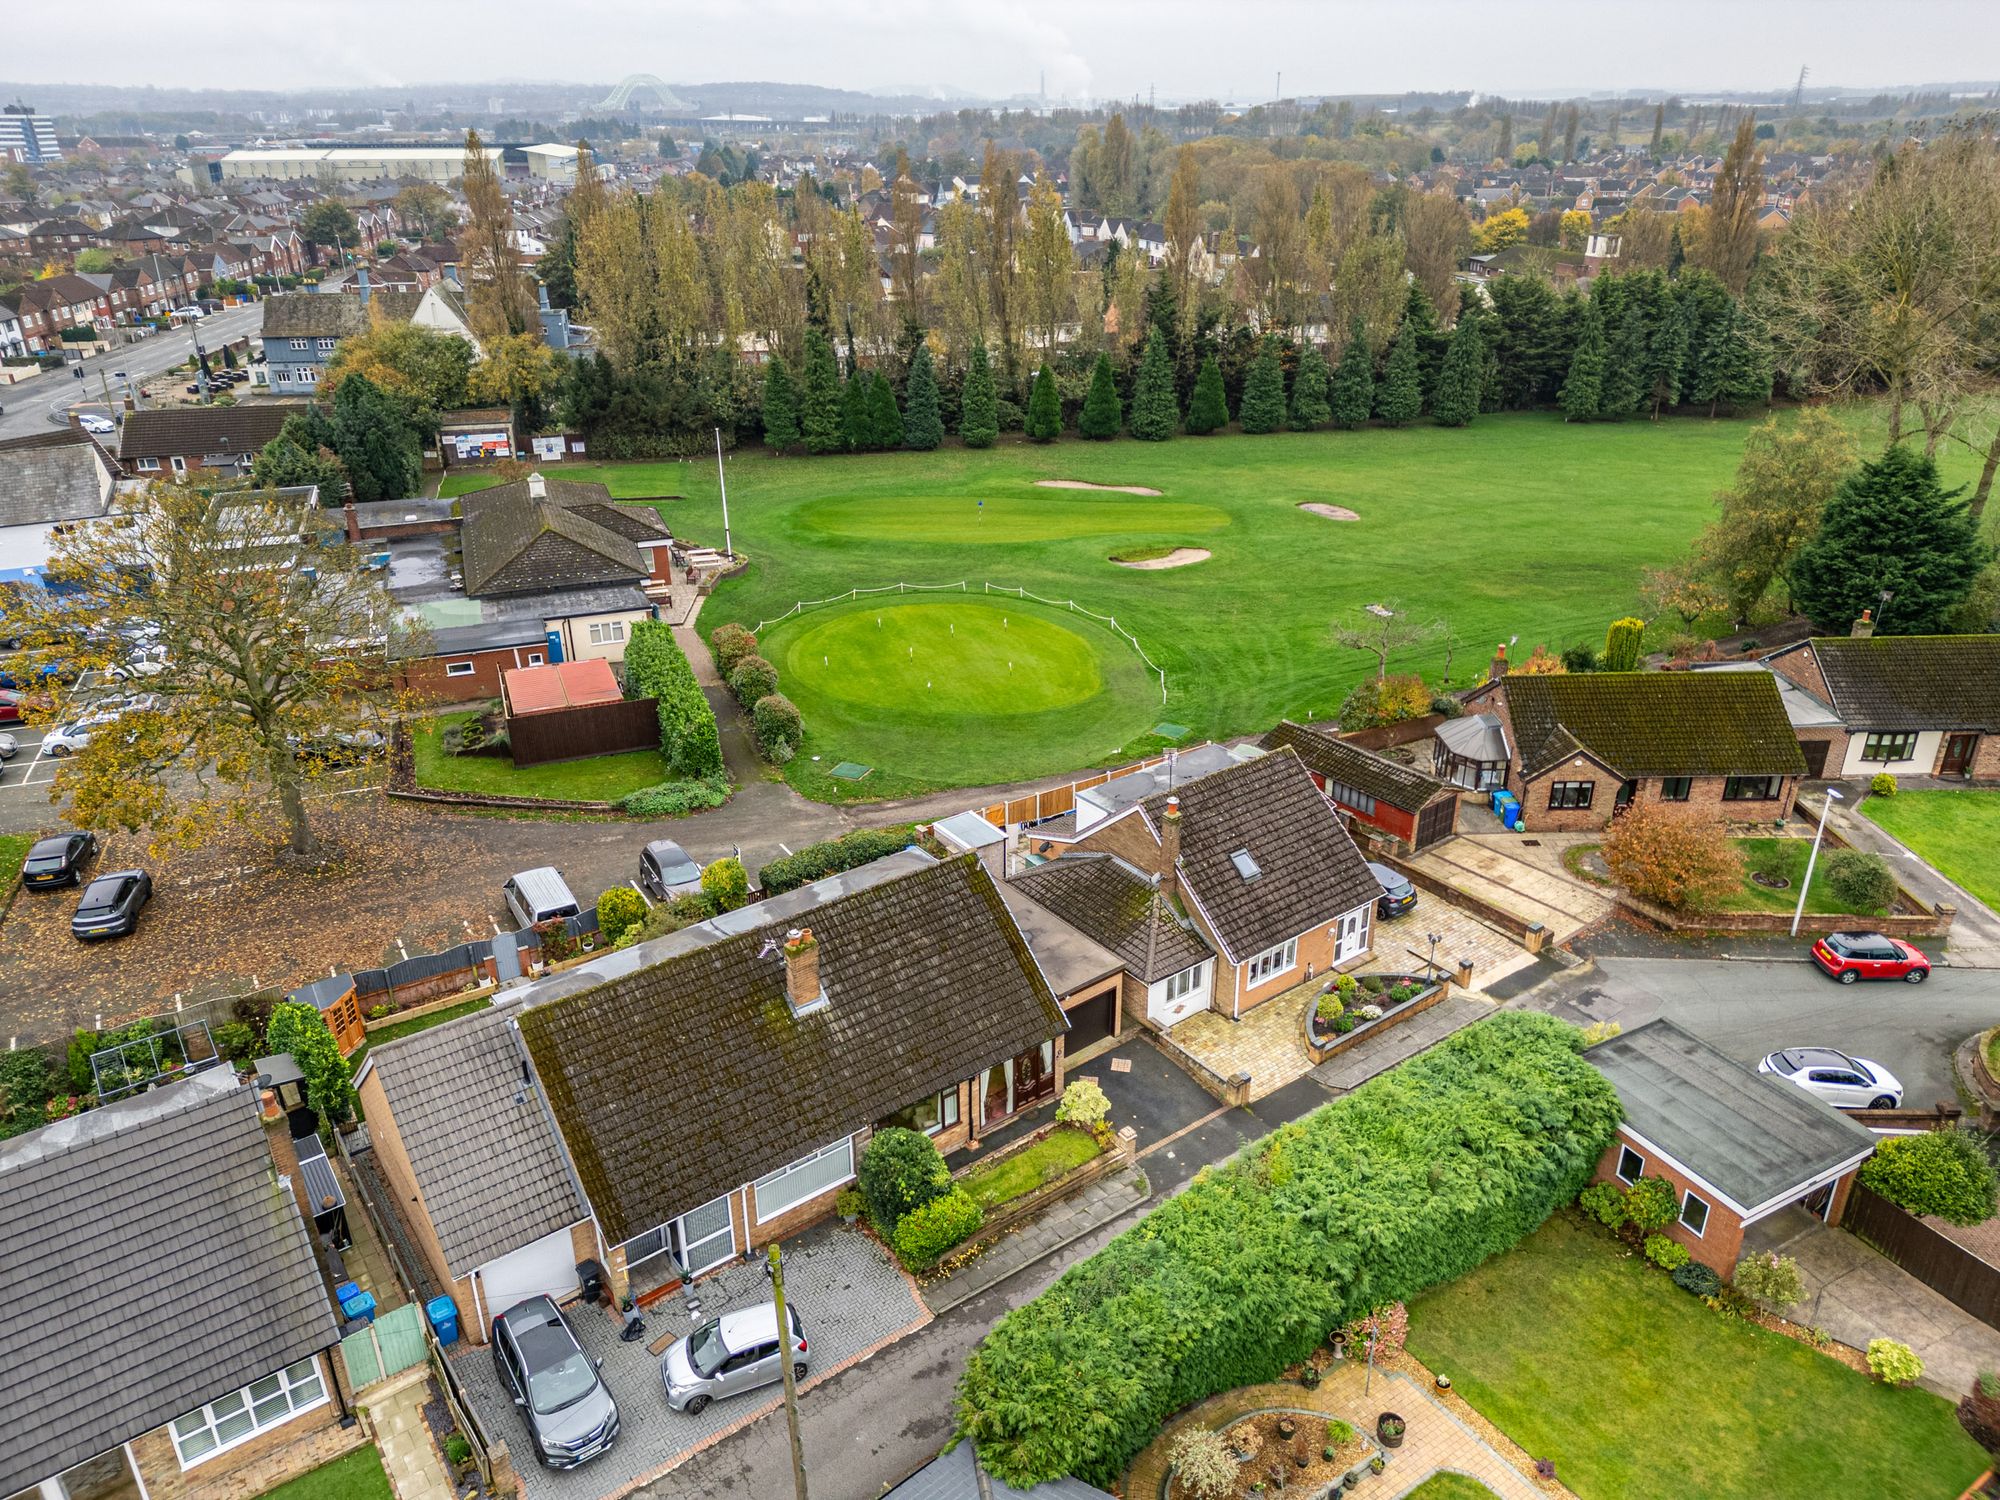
[859,1126,952,1231]
[1056,1079,1111,1133]
[834,1185,866,1220]
[700,856,748,913]
[1578,1181,1626,1228]
[1734,1251,1804,1312]
[1601,616,1646,672]
[211,1020,260,1064]
[443,1435,473,1468]
[728,653,779,709]
[1867,1338,1924,1387]
[752,694,803,757]
[595,886,647,946]
[624,620,723,778]
[757,826,924,894]
[0,1048,54,1139]
[1869,772,1898,796]
[893,1187,984,1269]
[265,1001,356,1124]
[1166,1427,1236,1500]
[1643,1233,1690,1271]
[1622,1176,1680,1234]
[616,776,729,818]
[1860,1128,2000,1226]
[952,1012,1622,1488]
[1315,993,1344,1025]
[1671,1261,1723,1297]
[710,623,758,676]
[1824,849,1898,912]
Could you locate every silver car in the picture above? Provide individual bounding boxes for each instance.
[490,1297,620,1469]
[1758,1047,1904,1110]
[660,1303,808,1415]
[639,839,704,901]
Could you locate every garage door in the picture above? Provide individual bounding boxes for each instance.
[477,1229,580,1323]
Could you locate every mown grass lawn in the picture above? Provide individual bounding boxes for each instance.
[1404,1476,1501,1500]
[251,1446,393,1500]
[1713,837,1885,915]
[1859,789,2000,913]
[411,712,665,802]
[959,1127,1103,1212]
[1405,1215,1985,1500]
[0,832,34,897]
[348,996,494,1078]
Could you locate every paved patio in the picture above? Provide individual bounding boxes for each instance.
[449,1221,927,1498]
[1404,837,1615,943]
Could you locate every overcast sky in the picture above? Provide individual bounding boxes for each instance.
[17,0,2000,101]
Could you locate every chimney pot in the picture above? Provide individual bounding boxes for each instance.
[1159,795,1182,900]
[783,927,824,1015]
[1851,608,1875,639]
[1488,643,1509,682]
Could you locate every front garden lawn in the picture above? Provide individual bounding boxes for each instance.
[959,1128,1102,1212]
[1405,1214,1985,1500]
[1859,789,2000,913]
[1404,1477,1501,1500]
[411,712,666,802]
[252,1446,393,1500]
[1712,837,1886,916]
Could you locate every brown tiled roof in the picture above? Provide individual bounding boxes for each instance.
[117,401,308,461]
[1011,853,1212,983]
[1263,720,1454,810]
[458,478,646,596]
[570,502,673,544]
[259,291,373,338]
[1138,747,1380,962]
[1506,672,1807,779]
[1810,635,2000,731]
[518,854,1064,1243]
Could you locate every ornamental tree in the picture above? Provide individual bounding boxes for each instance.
[1184,354,1229,434]
[1601,803,1743,912]
[1327,325,1371,430]
[1078,353,1121,439]
[761,352,800,450]
[1025,364,1062,441]
[1430,313,1483,427]
[800,327,845,453]
[959,341,999,448]
[1237,340,1287,434]
[903,342,944,450]
[1374,330,1423,427]
[1128,327,1180,441]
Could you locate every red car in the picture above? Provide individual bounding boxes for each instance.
[0,689,19,724]
[1812,931,1931,985]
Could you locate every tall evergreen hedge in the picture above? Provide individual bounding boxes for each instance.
[954,1011,1621,1488]
[624,619,723,778]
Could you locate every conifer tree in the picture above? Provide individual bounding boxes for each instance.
[959,342,999,448]
[841,368,873,450]
[1600,304,1647,417]
[1647,298,1690,417]
[1291,343,1333,431]
[1399,281,1446,406]
[1688,298,1771,415]
[1326,325,1370,430]
[868,369,905,449]
[1375,330,1423,427]
[761,353,800,451]
[1430,315,1483,427]
[1079,353,1121,439]
[1184,353,1229,435]
[800,327,845,454]
[1025,364,1062,442]
[1560,301,1607,421]
[1238,340,1287,434]
[902,342,943,449]
[1129,328,1180,441]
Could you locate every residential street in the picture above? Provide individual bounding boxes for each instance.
[0,302,265,440]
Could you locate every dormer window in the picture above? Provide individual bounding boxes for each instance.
[1229,848,1261,881]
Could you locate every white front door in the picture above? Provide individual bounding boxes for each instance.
[1335,907,1369,965]
[671,1193,738,1276]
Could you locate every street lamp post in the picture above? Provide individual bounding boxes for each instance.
[1791,787,1844,938]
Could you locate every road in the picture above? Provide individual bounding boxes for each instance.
[0,302,265,441]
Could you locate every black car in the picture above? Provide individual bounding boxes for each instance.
[71,869,151,940]
[1367,860,1419,919]
[491,1298,619,1469]
[22,832,98,889]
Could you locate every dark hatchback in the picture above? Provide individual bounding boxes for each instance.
[490,1297,619,1470]
[23,832,98,889]
[71,869,151,940]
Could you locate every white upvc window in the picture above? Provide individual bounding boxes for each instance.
[1244,937,1298,987]
[1679,1189,1711,1238]
[289,337,309,350]
[1616,1145,1645,1184]
[1163,961,1207,1001]
[316,336,338,351]
[445,661,475,678]
[135,456,160,472]
[587,619,626,646]
[170,1358,326,1467]
[754,1136,855,1223]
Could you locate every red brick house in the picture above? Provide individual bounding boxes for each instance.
[1264,719,1460,851]
[1587,1019,1877,1274]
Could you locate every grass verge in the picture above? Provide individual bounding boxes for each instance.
[251,1446,393,1500]
[411,712,666,802]
[0,832,34,902]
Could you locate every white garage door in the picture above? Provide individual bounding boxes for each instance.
[478,1229,580,1322]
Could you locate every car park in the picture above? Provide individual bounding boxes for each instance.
[489,1297,619,1470]
[1810,931,1930,984]
[71,869,151,940]
[1758,1047,1904,1109]
[639,839,704,901]
[1367,860,1418,919]
[503,867,582,930]
[660,1303,809,1416]
[107,644,168,679]
[0,731,16,760]
[43,695,151,756]
[0,689,22,723]
[22,832,97,888]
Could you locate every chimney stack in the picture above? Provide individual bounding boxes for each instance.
[357,264,370,308]
[783,928,825,1016]
[1488,643,1509,682]
[343,495,360,544]
[1851,609,1875,639]
[1159,795,1182,900]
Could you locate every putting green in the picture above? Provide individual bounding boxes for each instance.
[798,491,1230,544]
[766,598,1158,783]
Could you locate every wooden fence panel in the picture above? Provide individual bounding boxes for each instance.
[505,697,662,767]
[1845,1183,2000,1330]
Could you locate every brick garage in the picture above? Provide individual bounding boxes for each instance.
[1587,1019,1877,1275]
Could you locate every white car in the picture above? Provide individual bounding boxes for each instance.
[1758,1047,1904,1110]
[0,731,16,761]
[77,414,115,436]
[44,694,153,755]
[108,644,168,679]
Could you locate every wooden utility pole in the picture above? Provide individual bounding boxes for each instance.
[767,1244,809,1500]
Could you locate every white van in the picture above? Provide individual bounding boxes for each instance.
[504,867,581,930]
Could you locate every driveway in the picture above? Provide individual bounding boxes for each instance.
[451,1222,926,1500]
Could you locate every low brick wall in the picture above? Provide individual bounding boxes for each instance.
[1147,1027,1252,1106]
[953,1124,1138,1257]
[1299,979,1451,1064]
[1614,888,1955,939]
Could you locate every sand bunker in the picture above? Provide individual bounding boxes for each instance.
[1036,480,1164,496]
[1298,503,1361,521]
[1113,547,1211,570]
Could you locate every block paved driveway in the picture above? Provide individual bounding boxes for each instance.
[450,1222,926,1500]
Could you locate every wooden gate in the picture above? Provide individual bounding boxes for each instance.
[1844,1183,2000,1330]
[1414,797,1458,850]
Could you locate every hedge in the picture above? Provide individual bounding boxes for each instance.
[616,775,729,817]
[756,825,926,894]
[953,1011,1622,1487]
[894,1188,984,1270]
[623,620,723,779]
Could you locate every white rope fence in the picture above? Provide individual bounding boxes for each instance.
[746,579,1169,704]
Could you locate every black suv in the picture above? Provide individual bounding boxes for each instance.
[71,870,151,941]
[490,1297,619,1469]
[23,832,98,889]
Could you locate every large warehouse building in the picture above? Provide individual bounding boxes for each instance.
[218,142,581,184]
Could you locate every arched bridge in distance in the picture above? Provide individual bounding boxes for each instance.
[598,74,688,111]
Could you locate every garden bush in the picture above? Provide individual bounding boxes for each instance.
[1959,1372,2000,1455]
[211,1020,260,1064]
[1055,1078,1110,1133]
[710,623,758,676]
[1602,803,1743,911]
[757,826,925,894]
[728,653,779,709]
[1671,1261,1723,1297]
[624,620,723,778]
[1166,1427,1236,1500]
[1337,673,1432,731]
[892,1187,983,1269]
[1860,1128,2000,1226]
[265,1002,356,1124]
[1578,1182,1625,1227]
[595,887,647,946]
[1643,1233,1690,1271]
[700,856,748,913]
[859,1126,953,1232]
[1823,849,1898,912]
[1315,993,1344,1026]
[1867,1338,1924,1387]
[1869,772,1898,796]
[0,1048,54,1140]
[616,776,729,818]
[752,694,803,759]
[1734,1251,1804,1312]
[953,1012,1622,1488]
[1622,1176,1680,1234]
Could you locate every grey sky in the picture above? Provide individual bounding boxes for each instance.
[16,0,2000,101]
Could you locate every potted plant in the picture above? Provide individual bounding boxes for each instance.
[835,1186,865,1226]
[1369,1455,1386,1475]
[1299,1363,1322,1390]
[443,1433,473,1475]
[1275,1417,1297,1441]
[1376,1413,1405,1449]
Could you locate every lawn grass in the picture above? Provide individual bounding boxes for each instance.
[1405,1214,1985,1500]
[1858,789,2000,913]
[1403,1476,1501,1500]
[959,1127,1103,1212]
[1712,837,1883,915]
[411,712,666,802]
[348,996,493,1077]
[252,1446,393,1500]
[0,832,34,898]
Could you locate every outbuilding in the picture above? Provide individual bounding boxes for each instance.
[1264,719,1460,850]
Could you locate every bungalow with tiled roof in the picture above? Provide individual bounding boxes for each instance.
[1264,719,1461,851]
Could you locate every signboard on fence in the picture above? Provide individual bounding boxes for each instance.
[531,435,566,461]
[449,431,512,461]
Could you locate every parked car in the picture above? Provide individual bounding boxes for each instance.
[1367,861,1418,920]
[660,1303,808,1416]
[107,644,168,679]
[71,869,151,940]
[22,832,97,888]
[638,839,704,901]
[288,726,386,767]
[1810,931,1931,985]
[1758,1047,1905,1110]
[0,688,23,723]
[0,731,16,760]
[43,696,151,756]
[77,413,115,435]
[504,867,581,930]
[490,1297,619,1470]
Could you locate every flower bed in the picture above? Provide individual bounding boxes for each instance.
[1164,1408,1373,1500]
[1302,972,1449,1060]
